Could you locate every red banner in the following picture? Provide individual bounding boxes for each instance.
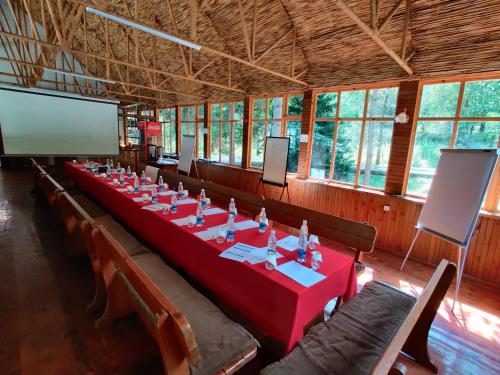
[139,121,162,134]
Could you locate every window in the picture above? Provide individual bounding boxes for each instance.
[407,79,500,203]
[310,86,398,189]
[209,101,243,165]
[250,94,303,172]
[159,108,176,154]
[179,104,204,158]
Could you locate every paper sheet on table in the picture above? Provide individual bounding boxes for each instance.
[246,247,284,265]
[158,190,178,196]
[219,243,256,263]
[171,216,191,226]
[194,224,228,241]
[276,260,326,287]
[141,184,159,191]
[203,207,225,216]
[116,188,128,192]
[141,203,170,212]
[133,197,149,203]
[176,198,198,206]
[277,235,299,251]
[234,220,259,231]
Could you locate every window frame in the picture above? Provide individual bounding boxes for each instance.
[179,104,204,158]
[249,92,304,172]
[403,76,500,211]
[208,100,244,165]
[159,107,176,154]
[308,83,399,191]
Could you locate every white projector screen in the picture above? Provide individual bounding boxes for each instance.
[0,86,119,155]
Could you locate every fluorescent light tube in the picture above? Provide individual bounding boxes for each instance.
[86,7,202,51]
[44,68,116,84]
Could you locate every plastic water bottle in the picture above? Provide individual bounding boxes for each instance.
[151,186,158,203]
[141,171,146,184]
[106,165,111,179]
[110,159,114,168]
[259,208,267,233]
[196,203,204,226]
[226,215,235,242]
[170,195,177,213]
[178,182,184,199]
[298,220,308,263]
[200,189,207,208]
[158,176,164,190]
[116,162,121,170]
[229,198,237,218]
[106,158,110,166]
[133,176,140,193]
[119,170,125,185]
[265,230,277,270]
[127,165,132,178]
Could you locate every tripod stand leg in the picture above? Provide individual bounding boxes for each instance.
[400,229,421,271]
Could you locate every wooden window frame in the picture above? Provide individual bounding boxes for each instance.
[403,76,500,212]
[179,104,204,158]
[308,84,399,191]
[208,100,244,165]
[159,107,176,154]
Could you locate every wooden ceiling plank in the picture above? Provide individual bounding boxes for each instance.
[251,0,257,60]
[334,0,413,75]
[254,27,293,64]
[371,0,378,30]
[379,0,404,32]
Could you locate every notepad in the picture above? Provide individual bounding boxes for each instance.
[171,216,191,226]
[176,198,198,206]
[277,235,299,251]
[276,260,326,287]
[158,190,178,196]
[246,247,284,265]
[194,224,228,241]
[116,188,128,192]
[234,220,259,231]
[133,197,149,203]
[203,207,225,216]
[219,243,256,263]
[141,203,170,212]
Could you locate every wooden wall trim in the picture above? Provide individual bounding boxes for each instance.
[175,104,181,154]
[296,90,314,179]
[203,102,209,158]
[241,96,252,169]
[384,80,419,195]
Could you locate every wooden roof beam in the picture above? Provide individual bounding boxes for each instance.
[333,0,413,75]
[379,0,404,32]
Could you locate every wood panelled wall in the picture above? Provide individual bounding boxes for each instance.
[196,162,500,286]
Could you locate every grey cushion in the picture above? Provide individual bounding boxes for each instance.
[261,281,416,375]
[72,193,108,218]
[134,254,259,375]
[95,215,150,257]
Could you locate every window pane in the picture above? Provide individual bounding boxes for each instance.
[159,111,165,122]
[188,106,195,121]
[407,121,454,196]
[461,80,500,117]
[197,123,204,158]
[333,121,362,184]
[316,92,338,118]
[233,122,243,165]
[234,101,244,120]
[210,123,220,161]
[171,122,177,153]
[181,123,189,137]
[198,104,204,118]
[221,122,231,163]
[286,121,301,173]
[268,120,282,136]
[359,121,393,189]
[251,121,266,168]
[222,103,231,120]
[419,83,460,118]
[339,90,365,118]
[253,98,266,119]
[189,123,195,135]
[456,121,500,148]
[288,95,303,115]
[211,104,220,120]
[268,97,283,119]
[181,106,189,121]
[367,87,398,117]
[310,121,334,179]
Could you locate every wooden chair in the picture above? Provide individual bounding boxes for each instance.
[145,165,160,183]
[91,225,258,374]
[264,199,377,271]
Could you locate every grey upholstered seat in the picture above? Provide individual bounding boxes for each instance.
[261,281,416,375]
[134,254,259,375]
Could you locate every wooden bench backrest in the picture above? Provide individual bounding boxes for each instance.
[371,259,456,375]
[39,173,65,207]
[203,181,265,217]
[92,225,200,369]
[159,170,204,196]
[57,191,92,237]
[264,199,377,254]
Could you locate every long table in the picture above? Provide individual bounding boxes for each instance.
[65,162,357,353]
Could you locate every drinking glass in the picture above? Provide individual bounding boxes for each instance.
[216,229,227,244]
[162,205,170,215]
[308,235,320,250]
[127,186,133,194]
[142,193,149,203]
[187,215,197,228]
[205,198,212,208]
[311,251,323,270]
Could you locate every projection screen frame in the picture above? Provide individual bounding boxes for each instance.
[0,86,120,156]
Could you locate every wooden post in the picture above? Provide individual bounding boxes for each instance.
[203,102,209,159]
[241,96,252,169]
[175,104,181,154]
[384,80,419,195]
[296,90,314,179]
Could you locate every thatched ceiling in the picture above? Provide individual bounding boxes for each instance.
[25,0,500,105]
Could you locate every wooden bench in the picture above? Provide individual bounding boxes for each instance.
[203,181,265,218]
[158,169,205,196]
[90,223,259,375]
[261,259,456,375]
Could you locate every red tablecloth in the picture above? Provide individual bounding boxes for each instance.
[65,162,357,352]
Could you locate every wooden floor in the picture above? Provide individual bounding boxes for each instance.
[0,168,499,375]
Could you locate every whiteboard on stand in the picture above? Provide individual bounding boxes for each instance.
[262,137,290,186]
[178,135,195,174]
[417,149,498,247]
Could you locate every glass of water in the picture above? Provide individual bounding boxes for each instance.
[311,251,323,271]
[162,205,170,215]
[216,229,227,244]
[308,234,320,250]
[187,215,197,228]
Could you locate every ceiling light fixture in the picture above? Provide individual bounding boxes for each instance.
[85,7,202,51]
[44,67,116,84]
